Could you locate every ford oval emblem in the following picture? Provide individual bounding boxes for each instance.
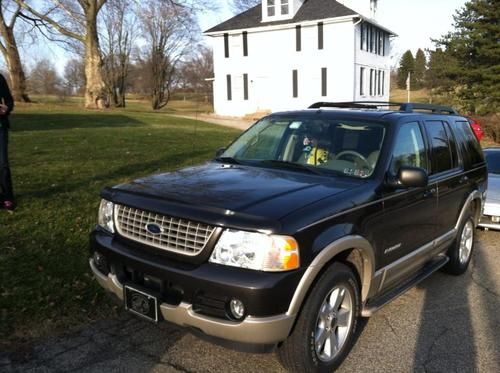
[145,223,163,235]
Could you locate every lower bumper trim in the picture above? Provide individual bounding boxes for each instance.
[90,259,296,344]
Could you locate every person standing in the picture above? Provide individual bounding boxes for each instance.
[0,73,15,211]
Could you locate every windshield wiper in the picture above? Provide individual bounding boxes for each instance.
[215,156,241,165]
[260,160,325,175]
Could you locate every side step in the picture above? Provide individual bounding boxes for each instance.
[361,255,449,317]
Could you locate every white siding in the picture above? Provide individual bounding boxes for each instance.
[210,18,392,117]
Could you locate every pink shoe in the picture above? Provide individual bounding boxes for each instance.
[3,200,15,211]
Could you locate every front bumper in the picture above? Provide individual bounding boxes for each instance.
[90,259,295,344]
[90,230,303,344]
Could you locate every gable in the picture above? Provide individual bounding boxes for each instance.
[205,0,357,34]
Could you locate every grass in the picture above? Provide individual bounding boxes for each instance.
[0,99,240,346]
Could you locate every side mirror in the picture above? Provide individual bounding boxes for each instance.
[386,167,428,189]
[215,147,226,157]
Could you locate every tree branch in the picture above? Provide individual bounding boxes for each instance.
[14,0,84,41]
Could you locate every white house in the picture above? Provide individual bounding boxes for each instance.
[204,0,396,117]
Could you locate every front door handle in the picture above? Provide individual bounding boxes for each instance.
[459,175,469,184]
[423,188,436,198]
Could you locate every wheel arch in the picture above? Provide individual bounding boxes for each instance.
[286,235,375,317]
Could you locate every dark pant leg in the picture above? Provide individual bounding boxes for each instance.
[0,127,14,201]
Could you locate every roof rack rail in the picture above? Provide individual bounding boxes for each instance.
[309,101,459,115]
[398,103,458,115]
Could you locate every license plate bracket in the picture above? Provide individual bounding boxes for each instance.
[124,285,159,323]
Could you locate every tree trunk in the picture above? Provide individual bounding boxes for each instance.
[1,23,30,102]
[84,12,106,109]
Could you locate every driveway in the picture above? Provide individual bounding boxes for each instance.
[1,230,499,372]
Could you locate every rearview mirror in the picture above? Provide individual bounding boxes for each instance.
[386,167,428,189]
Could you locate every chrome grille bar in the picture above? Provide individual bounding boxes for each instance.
[114,204,216,256]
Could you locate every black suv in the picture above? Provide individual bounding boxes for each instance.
[90,102,487,372]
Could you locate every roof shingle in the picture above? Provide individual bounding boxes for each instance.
[205,0,357,33]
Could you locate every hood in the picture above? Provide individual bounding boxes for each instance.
[111,162,362,224]
[487,173,500,202]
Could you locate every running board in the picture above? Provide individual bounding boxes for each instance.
[361,255,449,317]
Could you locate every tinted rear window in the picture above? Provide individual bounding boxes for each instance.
[453,121,484,166]
[424,121,453,174]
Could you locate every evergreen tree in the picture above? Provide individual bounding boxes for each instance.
[397,50,415,89]
[434,0,500,113]
[414,49,426,89]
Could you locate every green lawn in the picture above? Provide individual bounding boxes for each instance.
[0,100,240,346]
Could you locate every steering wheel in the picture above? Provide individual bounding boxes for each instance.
[335,150,370,169]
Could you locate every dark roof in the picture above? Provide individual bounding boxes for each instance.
[205,0,357,33]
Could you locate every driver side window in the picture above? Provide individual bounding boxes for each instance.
[390,122,428,174]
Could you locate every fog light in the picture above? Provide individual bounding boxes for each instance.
[93,251,109,275]
[229,298,245,320]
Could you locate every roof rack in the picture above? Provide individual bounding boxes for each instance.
[309,101,458,115]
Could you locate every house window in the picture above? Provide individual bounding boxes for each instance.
[296,25,301,51]
[378,31,383,55]
[382,70,385,95]
[370,26,375,53]
[382,34,386,56]
[227,75,232,101]
[224,33,229,58]
[321,68,327,96]
[369,69,374,96]
[360,67,365,96]
[318,22,324,50]
[280,0,289,15]
[292,69,298,98]
[268,0,275,17]
[360,23,366,51]
[243,31,248,56]
[243,74,249,100]
[377,70,381,95]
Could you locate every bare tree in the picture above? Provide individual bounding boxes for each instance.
[231,0,260,13]
[15,0,108,108]
[0,0,30,101]
[100,0,136,107]
[178,45,213,102]
[63,57,85,95]
[138,0,198,110]
[28,58,63,95]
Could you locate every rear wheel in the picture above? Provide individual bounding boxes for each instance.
[277,262,360,372]
[444,213,475,275]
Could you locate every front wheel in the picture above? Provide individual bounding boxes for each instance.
[444,214,475,275]
[277,262,360,372]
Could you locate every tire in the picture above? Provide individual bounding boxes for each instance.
[277,262,360,372]
[444,212,475,275]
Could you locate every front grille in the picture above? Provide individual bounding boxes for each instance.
[115,204,216,256]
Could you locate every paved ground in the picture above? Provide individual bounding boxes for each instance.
[171,113,254,131]
[1,229,499,373]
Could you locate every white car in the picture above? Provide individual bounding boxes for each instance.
[479,148,500,230]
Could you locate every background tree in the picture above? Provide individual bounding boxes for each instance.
[230,0,260,13]
[397,50,415,89]
[178,45,213,102]
[434,0,499,114]
[413,48,426,90]
[63,58,85,96]
[138,0,198,110]
[16,0,109,108]
[28,59,63,95]
[100,0,136,107]
[0,0,30,101]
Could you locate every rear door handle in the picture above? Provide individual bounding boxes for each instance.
[459,175,469,184]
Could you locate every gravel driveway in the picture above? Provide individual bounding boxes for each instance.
[1,230,499,373]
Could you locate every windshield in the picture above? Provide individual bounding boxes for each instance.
[485,151,500,174]
[221,115,386,179]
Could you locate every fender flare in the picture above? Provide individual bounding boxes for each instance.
[286,235,375,316]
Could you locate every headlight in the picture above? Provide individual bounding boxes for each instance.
[209,230,299,272]
[98,199,115,233]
